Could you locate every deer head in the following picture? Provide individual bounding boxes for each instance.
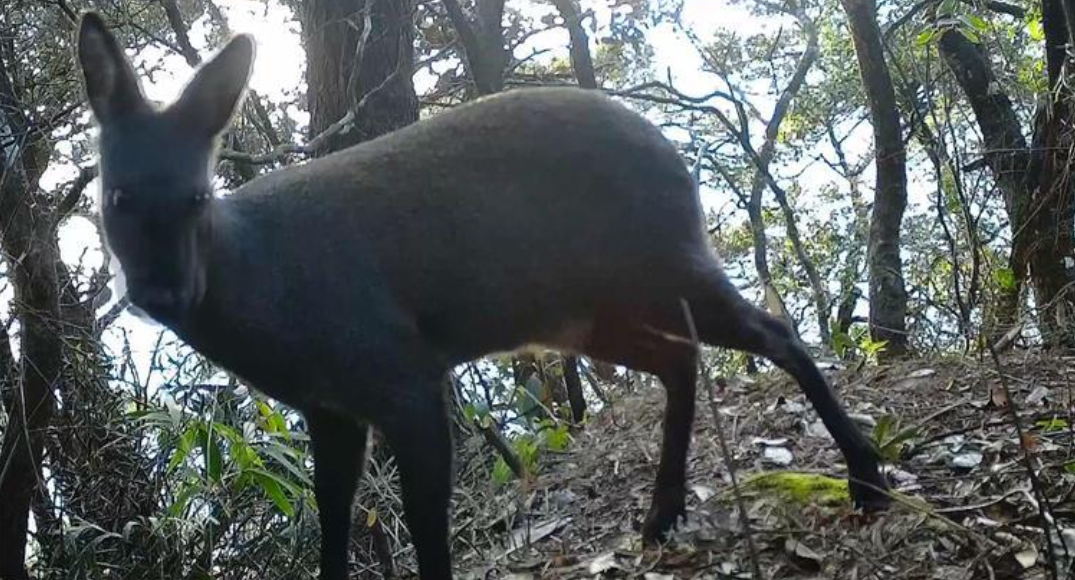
[77,12,254,322]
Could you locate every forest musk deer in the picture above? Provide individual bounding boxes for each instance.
[76,12,889,580]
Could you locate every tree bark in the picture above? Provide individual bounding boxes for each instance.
[1030,0,1075,347]
[0,319,14,416]
[939,14,1075,348]
[0,119,62,580]
[0,36,66,575]
[562,356,586,423]
[938,29,1031,344]
[301,0,418,150]
[550,0,597,89]
[441,0,507,95]
[840,0,910,358]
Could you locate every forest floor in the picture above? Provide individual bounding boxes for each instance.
[451,352,1075,580]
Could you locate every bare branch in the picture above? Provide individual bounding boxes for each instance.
[218,64,405,165]
[159,0,201,66]
[441,0,482,62]
[549,0,598,89]
[54,164,99,223]
[94,298,129,337]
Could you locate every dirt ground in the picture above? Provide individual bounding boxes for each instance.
[450,352,1075,580]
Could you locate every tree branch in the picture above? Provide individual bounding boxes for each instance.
[550,0,598,89]
[441,0,482,64]
[54,164,100,223]
[159,0,201,66]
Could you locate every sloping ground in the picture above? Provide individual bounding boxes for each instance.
[454,352,1075,580]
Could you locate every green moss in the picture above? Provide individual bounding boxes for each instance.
[738,471,851,506]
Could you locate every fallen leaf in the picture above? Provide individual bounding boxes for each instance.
[776,399,806,414]
[950,451,983,470]
[549,489,580,507]
[805,419,832,440]
[785,537,823,571]
[1014,545,1038,568]
[498,516,571,559]
[990,385,1010,409]
[849,413,877,427]
[887,467,919,487]
[1020,432,1040,453]
[762,446,794,466]
[690,483,716,502]
[586,552,622,574]
[1025,385,1050,405]
[752,436,790,446]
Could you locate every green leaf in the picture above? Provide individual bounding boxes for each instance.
[544,424,571,452]
[1028,16,1045,42]
[200,425,224,483]
[964,13,988,31]
[994,267,1018,291]
[212,422,242,442]
[256,401,291,438]
[831,330,855,358]
[168,426,198,473]
[251,470,295,517]
[229,438,261,471]
[259,443,313,486]
[491,457,514,485]
[1035,417,1068,432]
[871,414,917,462]
[168,483,199,517]
[915,29,935,47]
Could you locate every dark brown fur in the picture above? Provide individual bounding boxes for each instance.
[77,13,889,580]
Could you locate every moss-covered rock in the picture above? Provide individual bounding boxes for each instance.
[738,471,851,506]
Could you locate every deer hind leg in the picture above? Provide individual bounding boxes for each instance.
[582,303,700,544]
[378,377,454,580]
[685,269,890,510]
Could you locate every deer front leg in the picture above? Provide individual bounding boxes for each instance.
[308,408,369,580]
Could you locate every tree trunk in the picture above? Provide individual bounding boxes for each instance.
[1029,0,1075,347]
[551,0,597,90]
[0,130,62,580]
[938,29,1031,344]
[940,13,1075,348]
[840,0,910,358]
[562,356,586,423]
[441,0,506,95]
[301,0,418,150]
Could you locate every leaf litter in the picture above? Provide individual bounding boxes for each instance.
[450,352,1074,580]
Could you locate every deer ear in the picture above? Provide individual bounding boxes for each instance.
[77,12,148,124]
[169,34,255,139]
